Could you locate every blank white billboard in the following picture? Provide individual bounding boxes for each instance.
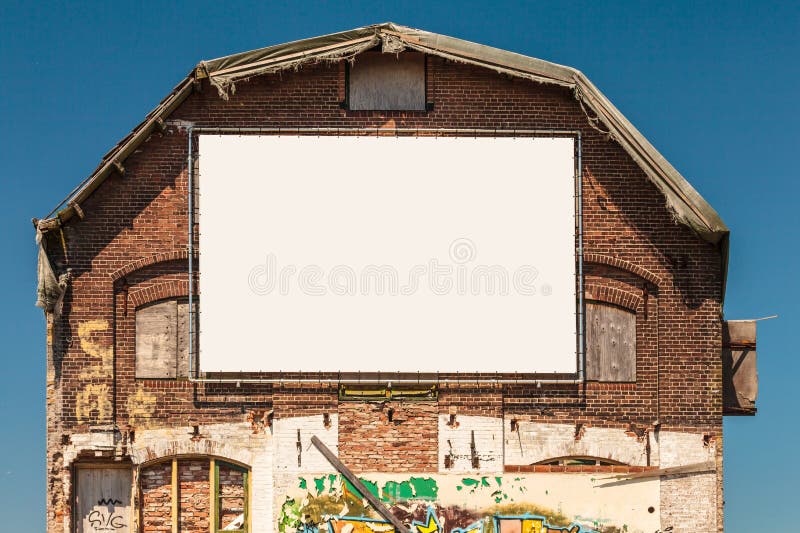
[198,135,576,373]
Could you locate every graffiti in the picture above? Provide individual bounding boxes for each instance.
[451,521,484,533]
[413,507,444,533]
[283,474,658,533]
[87,509,127,531]
[279,498,304,533]
[77,469,131,533]
[494,514,588,533]
[315,508,594,533]
[329,516,394,533]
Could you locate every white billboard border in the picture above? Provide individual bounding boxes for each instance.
[185,127,584,384]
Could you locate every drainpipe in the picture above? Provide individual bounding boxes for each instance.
[576,133,585,382]
[187,125,195,378]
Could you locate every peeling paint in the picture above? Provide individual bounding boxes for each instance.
[75,383,112,423]
[287,474,658,533]
[77,319,113,379]
[383,478,438,502]
[126,384,156,427]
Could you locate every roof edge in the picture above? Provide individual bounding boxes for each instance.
[36,23,729,295]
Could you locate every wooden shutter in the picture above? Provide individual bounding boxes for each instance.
[586,302,636,382]
[135,299,178,378]
[136,298,194,378]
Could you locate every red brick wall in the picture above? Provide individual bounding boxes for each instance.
[140,460,213,532]
[179,460,210,533]
[339,401,439,472]
[141,462,172,533]
[45,54,725,531]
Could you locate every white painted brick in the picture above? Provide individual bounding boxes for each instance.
[503,421,652,466]
[658,431,718,532]
[438,414,503,473]
[272,414,338,474]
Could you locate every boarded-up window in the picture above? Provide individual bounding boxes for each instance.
[135,298,195,378]
[586,302,636,382]
[348,52,426,110]
[75,466,132,533]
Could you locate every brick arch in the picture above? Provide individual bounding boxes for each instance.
[583,253,662,287]
[584,282,643,312]
[110,249,195,281]
[131,439,253,467]
[129,280,189,308]
[533,454,628,467]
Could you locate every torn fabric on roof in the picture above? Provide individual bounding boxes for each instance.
[36,230,68,315]
[200,30,382,100]
[197,22,727,248]
[36,21,730,294]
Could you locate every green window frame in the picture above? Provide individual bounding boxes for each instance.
[214,460,249,532]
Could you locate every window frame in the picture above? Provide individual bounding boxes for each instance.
[214,459,249,533]
[137,457,250,533]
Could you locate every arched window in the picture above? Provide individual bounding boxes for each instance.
[534,456,627,467]
[140,457,249,532]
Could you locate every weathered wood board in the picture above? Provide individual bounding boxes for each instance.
[586,302,636,382]
[135,299,178,378]
[176,299,195,378]
[76,467,132,533]
[722,320,758,414]
[349,52,425,111]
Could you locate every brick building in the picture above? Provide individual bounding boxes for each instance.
[34,23,758,533]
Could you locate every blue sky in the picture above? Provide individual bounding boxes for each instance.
[0,1,796,530]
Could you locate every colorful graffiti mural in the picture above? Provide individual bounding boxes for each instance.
[279,474,659,533]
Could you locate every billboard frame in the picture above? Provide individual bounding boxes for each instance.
[185,126,584,384]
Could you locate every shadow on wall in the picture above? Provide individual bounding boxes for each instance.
[582,163,721,311]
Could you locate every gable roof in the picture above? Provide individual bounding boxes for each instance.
[36,22,728,268]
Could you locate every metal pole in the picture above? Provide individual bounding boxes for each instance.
[576,133,585,382]
[189,126,581,136]
[188,376,581,385]
[187,125,195,379]
[310,436,410,533]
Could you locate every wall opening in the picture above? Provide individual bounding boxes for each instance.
[139,457,249,533]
